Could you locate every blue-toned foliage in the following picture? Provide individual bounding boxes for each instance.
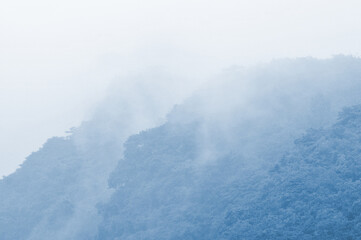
[97,105,361,240]
[0,138,81,240]
[220,105,361,239]
[2,57,361,239]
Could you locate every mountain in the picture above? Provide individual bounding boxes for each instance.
[95,105,361,239]
[96,56,361,239]
[0,137,82,239]
[220,105,361,239]
[2,56,361,239]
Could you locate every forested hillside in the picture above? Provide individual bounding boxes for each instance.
[0,137,81,239]
[220,105,361,239]
[2,56,361,239]
[96,104,361,239]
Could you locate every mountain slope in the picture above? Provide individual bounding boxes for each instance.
[221,105,361,239]
[2,56,361,239]
[0,137,82,239]
[96,104,361,240]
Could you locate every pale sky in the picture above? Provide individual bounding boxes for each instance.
[1,0,361,177]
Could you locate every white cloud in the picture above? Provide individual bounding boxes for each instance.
[1,0,361,176]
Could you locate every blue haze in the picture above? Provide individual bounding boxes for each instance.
[2,56,361,239]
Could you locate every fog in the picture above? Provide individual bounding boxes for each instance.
[1,0,361,177]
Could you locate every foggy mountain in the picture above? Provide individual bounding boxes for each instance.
[2,56,361,239]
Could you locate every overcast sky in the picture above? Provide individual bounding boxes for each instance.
[1,0,361,177]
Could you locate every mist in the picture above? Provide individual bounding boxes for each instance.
[2,0,361,239]
[2,0,361,176]
[2,55,361,239]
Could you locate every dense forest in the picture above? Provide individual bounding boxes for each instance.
[2,56,361,239]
